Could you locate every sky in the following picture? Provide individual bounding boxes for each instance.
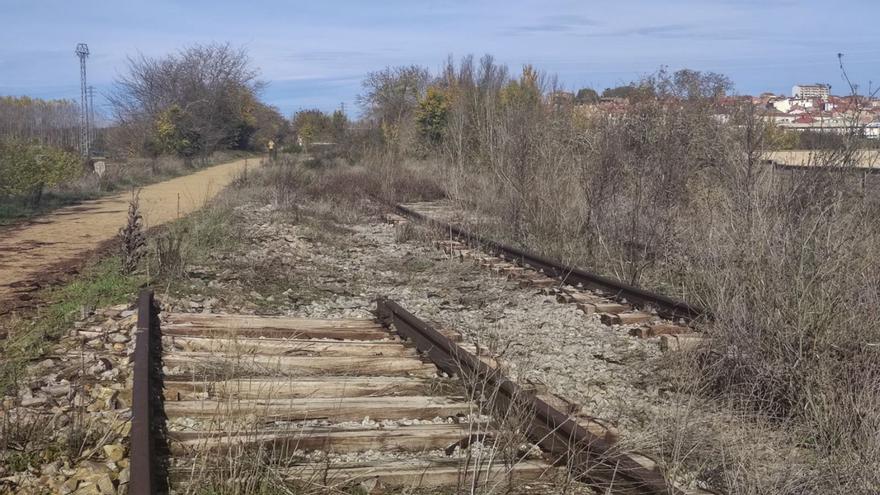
[1,0,879,118]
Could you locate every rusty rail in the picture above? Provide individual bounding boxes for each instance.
[376,298,681,495]
[131,289,157,495]
[126,288,679,494]
[766,159,880,174]
[393,204,707,322]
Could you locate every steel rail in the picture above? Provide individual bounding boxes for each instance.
[126,287,679,494]
[393,203,708,322]
[131,289,157,495]
[376,298,681,495]
[767,160,880,174]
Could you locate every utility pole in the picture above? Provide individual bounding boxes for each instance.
[75,43,90,158]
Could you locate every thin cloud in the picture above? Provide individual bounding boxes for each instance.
[584,23,753,41]
[505,14,601,35]
[287,50,375,62]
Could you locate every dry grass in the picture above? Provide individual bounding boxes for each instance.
[149,134,878,492]
[446,139,880,494]
[312,62,880,492]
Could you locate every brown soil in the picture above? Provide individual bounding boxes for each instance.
[768,149,880,167]
[0,158,254,314]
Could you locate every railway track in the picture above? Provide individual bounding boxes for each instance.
[130,290,681,494]
[388,203,710,352]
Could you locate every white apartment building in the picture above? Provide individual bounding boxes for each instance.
[771,97,815,113]
[771,98,792,113]
[792,84,830,99]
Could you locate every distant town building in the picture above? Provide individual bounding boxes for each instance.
[547,91,575,111]
[792,84,830,99]
[771,98,792,113]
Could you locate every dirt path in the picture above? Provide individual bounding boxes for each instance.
[768,149,880,167]
[0,158,254,311]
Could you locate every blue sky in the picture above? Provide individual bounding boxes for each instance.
[1,0,878,117]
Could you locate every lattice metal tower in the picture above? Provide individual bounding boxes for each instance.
[88,86,96,149]
[75,43,90,157]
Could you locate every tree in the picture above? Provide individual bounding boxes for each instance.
[416,87,450,145]
[357,65,430,153]
[575,88,599,104]
[108,43,267,161]
[495,65,547,242]
[602,85,643,99]
[649,67,733,100]
[292,109,334,149]
[153,105,199,159]
[331,109,348,143]
[500,65,542,108]
[357,65,430,126]
[248,102,288,149]
[763,123,800,150]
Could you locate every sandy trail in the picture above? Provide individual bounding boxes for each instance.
[768,149,880,167]
[0,158,254,310]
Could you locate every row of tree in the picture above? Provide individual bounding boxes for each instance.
[0,41,364,194]
[576,69,732,104]
[0,96,81,151]
[354,57,734,159]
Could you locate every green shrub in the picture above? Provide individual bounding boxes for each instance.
[0,140,81,204]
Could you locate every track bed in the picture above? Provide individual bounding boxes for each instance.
[158,311,558,493]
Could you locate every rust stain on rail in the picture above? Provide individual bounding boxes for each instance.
[393,203,708,323]
[377,298,680,495]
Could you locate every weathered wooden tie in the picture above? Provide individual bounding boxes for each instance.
[162,312,556,492]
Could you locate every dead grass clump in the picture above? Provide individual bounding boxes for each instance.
[147,200,238,286]
[0,410,57,472]
[267,165,304,209]
[393,222,423,243]
[357,154,446,203]
[153,228,186,279]
[118,190,147,274]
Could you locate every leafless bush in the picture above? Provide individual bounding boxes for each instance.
[238,154,444,225]
[153,228,186,279]
[348,55,880,492]
[118,190,146,274]
[271,168,302,210]
[393,222,420,243]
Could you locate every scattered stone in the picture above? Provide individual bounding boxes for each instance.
[102,444,125,462]
[21,396,48,407]
[42,383,71,397]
